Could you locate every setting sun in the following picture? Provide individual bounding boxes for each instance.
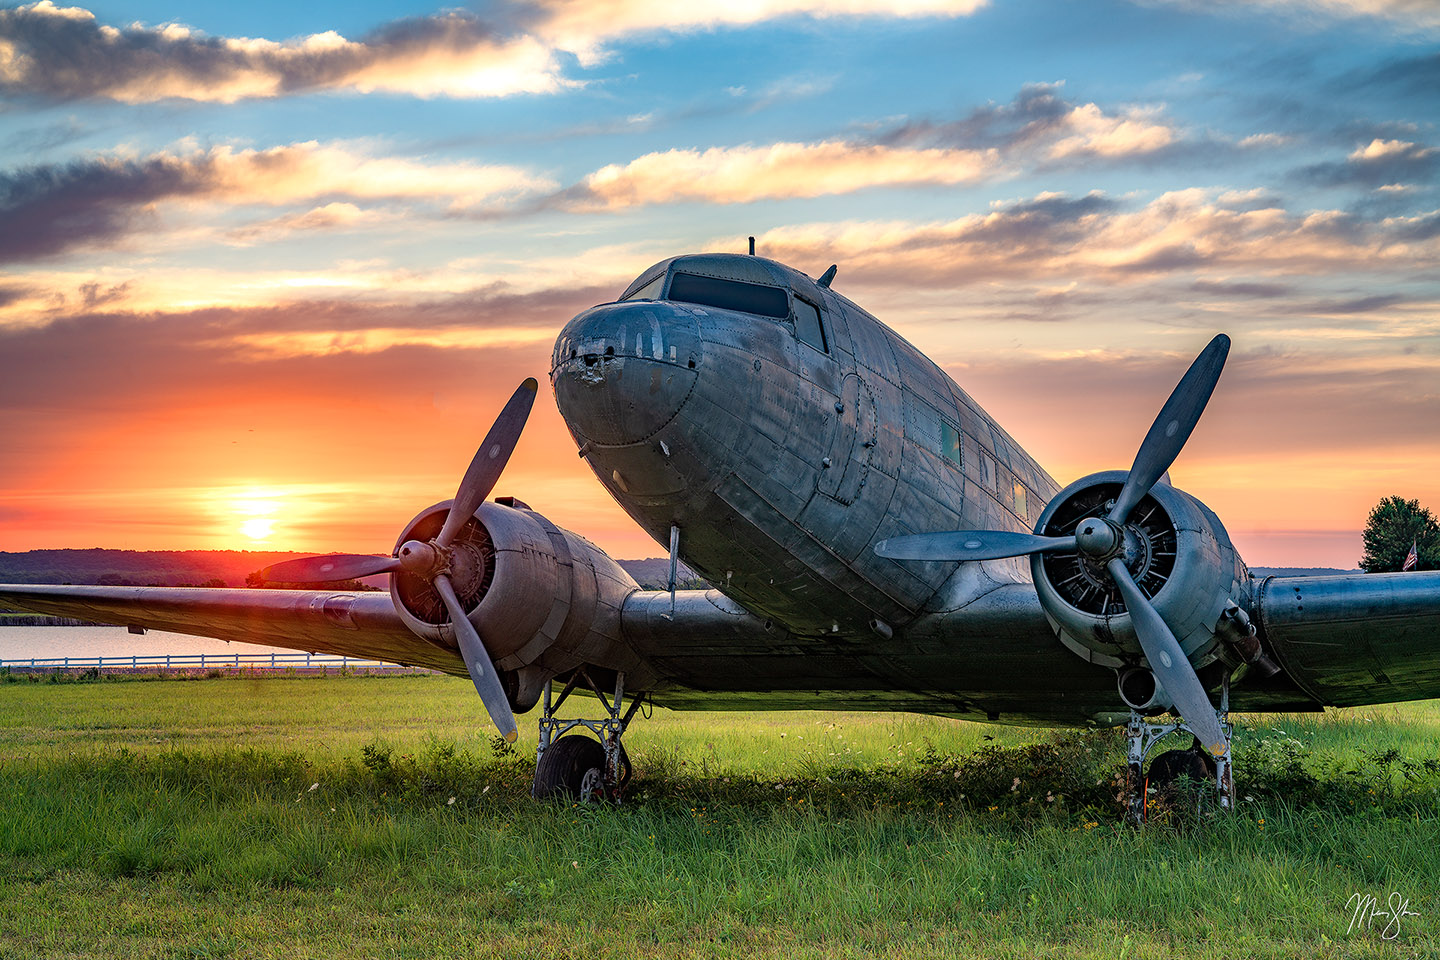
[239,517,276,541]
[232,492,282,543]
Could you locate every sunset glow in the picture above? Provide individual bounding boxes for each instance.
[1,0,1437,568]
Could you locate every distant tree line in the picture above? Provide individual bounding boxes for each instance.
[244,570,380,591]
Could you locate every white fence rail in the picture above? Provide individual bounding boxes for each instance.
[0,652,427,672]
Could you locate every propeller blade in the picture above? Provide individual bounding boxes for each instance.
[875,530,1078,562]
[433,573,518,743]
[1110,334,1229,524]
[1106,558,1227,755]
[259,554,401,584]
[436,378,539,549]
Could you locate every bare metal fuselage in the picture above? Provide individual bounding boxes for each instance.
[550,254,1439,724]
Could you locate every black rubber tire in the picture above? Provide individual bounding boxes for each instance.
[532,735,606,801]
[1147,746,1216,788]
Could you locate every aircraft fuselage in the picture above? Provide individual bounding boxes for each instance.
[552,253,1062,641]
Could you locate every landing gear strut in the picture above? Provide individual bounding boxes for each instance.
[1124,676,1234,824]
[531,667,645,802]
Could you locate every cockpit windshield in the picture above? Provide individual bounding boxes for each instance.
[667,272,789,319]
[621,273,666,301]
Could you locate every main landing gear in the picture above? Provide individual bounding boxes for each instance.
[531,667,645,803]
[1125,676,1235,824]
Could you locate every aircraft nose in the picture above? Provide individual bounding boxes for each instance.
[551,301,702,445]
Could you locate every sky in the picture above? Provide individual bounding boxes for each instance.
[0,0,1436,567]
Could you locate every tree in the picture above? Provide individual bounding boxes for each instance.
[243,569,380,591]
[1359,496,1440,572]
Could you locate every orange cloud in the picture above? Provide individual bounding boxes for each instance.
[567,94,1183,209]
[0,142,551,262]
[0,0,991,104]
[0,2,570,102]
[576,141,1002,208]
[535,0,990,62]
[1042,103,1175,161]
[752,189,1440,288]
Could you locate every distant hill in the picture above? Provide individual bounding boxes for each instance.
[0,549,702,593]
[0,549,314,588]
[1250,567,1360,578]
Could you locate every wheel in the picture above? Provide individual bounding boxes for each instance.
[532,735,606,801]
[1146,743,1216,788]
[1144,739,1218,821]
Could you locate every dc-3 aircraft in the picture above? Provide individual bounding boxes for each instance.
[5,251,1440,818]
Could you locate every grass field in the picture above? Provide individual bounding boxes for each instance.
[1,673,1437,958]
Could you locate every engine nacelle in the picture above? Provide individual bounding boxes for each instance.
[1030,470,1249,672]
[388,500,646,709]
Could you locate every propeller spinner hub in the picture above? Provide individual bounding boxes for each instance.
[1074,517,1123,560]
[397,539,444,577]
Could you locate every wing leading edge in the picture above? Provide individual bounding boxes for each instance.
[1257,570,1440,706]
[0,584,466,676]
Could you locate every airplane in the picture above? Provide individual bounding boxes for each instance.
[5,250,1439,819]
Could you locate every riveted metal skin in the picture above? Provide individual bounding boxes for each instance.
[551,301,701,446]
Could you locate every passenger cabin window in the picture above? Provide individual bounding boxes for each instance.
[794,298,828,353]
[622,274,666,301]
[940,421,962,468]
[668,273,789,319]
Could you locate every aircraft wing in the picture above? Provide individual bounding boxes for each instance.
[1257,570,1440,706]
[0,584,468,675]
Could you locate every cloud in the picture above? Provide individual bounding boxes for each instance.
[0,284,31,307]
[1297,137,1439,188]
[0,283,645,553]
[880,84,1181,165]
[0,0,990,104]
[1356,51,1440,98]
[2,279,615,346]
[0,142,551,262]
[1154,0,1440,33]
[0,2,568,103]
[960,348,1440,476]
[560,88,1187,210]
[1189,279,1295,298]
[750,188,1440,289]
[567,141,1002,209]
[1259,0,1440,31]
[534,0,989,63]
[1277,293,1408,314]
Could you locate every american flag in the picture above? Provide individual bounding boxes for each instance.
[1402,540,1419,572]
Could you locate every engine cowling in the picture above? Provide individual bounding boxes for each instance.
[388,499,647,709]
[1030,470,1250,677]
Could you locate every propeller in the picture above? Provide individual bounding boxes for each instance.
[873,335,1231,754]
[876,530,1076,562]
[260,377,539,742]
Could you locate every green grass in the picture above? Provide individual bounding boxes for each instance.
[1,675,1437,958]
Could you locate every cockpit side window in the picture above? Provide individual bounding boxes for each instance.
[794,297,827,353]
[621,273,666,301]
[668,272,789,319]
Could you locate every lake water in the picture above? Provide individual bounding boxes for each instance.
[0,625,297,664]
